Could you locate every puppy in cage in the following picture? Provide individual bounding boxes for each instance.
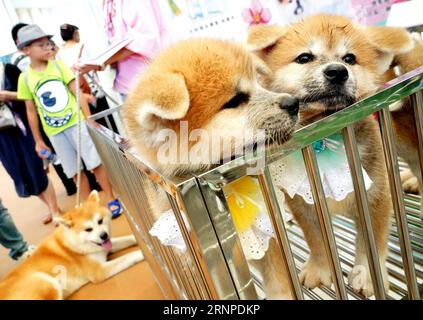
[247,14,417,297]
[122,38,300,299]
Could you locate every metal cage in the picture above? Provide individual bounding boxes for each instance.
[87,67,423,300]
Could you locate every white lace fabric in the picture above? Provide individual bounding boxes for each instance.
[149,206,276,260]
[271,136,373,204]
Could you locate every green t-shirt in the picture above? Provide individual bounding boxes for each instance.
[17,59,84,137]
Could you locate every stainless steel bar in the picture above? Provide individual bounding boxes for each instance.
[119,201,180,299]
[124,171,190,298]
[122,171,193,298]
[195,177,259,300]
[89,127,187,299]
[286,231,368,301]
[288,222,412,300]
[342,125,387,299]
[89,105,122,121]
[378,108,420,299]
[257,167,304,300]
[410,91,423,215]
[331,221,423,284]
[104,115,113,131]
[166,193,213,299]
[301,146,348,300]
[113,150,189,299]
[167,246,198,299]
[177,178,244,299]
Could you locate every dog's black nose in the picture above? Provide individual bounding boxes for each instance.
[279,96,299,116]
[324,64,349,84]
[100,232,109,241]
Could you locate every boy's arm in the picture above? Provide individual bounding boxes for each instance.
[0,90,18,101]
[68,79,100,128]
[25,100,50,158]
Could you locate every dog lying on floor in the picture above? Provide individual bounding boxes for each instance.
[0,191,143,300]
[247,14,416,297]
[123,38,299,299]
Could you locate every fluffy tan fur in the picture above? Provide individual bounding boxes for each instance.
[123,38,299,177]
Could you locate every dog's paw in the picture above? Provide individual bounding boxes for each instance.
[126,235,137,246]
[400,170,420,194]
[130,250,144,264]
[402,176,420,194]
[265,291,293,300]
[299,259,332,289]
[348,265,374,297]
[348,264,389,297]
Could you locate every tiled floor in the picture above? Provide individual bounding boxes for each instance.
[0,163,164,300]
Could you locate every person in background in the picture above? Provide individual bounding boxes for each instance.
[11,23,78,197]
[0,199,36,261]
[10,23,31,72]
[76,0,170,100]
[58,23,118,132]
[17,24,123,218]
[0,61,61,224]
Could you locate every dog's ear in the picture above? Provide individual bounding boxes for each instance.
[365,26,415,73]
[252,54,272,77]
[393,33,423,74]
[247,24,286,54]
[53,215,73,228]
[130,72,189,125]
[87,190,100,203]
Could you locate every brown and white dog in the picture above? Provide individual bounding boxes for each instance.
[123,38,299,299]
[0,191,143,300]
[247,14,416,297]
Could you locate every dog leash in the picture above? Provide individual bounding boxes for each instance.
[75,70,82,207]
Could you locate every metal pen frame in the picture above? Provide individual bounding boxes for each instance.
[88,67,423,300]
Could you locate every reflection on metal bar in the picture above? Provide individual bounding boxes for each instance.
[302,146,348,300]
[342,125,386,299]
[178,178,244,300]
[257,167,304,300]
[195,178,259,300]
[410,91,423,210]
[89,128,185,298]
[89,105,122,121]
[378,109,420,300]
[105,116,113,131]
[166,193,212,299]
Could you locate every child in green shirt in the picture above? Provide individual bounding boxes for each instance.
[16,24,122,218]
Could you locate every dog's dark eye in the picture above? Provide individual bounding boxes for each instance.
[85,228,93,232]
[295,53,314,64]
[222,92,250,109]
[98,219,103,225]
[343,53,356,65]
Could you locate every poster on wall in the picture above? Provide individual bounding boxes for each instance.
[163,0,412,43]
[164,0,246,40]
